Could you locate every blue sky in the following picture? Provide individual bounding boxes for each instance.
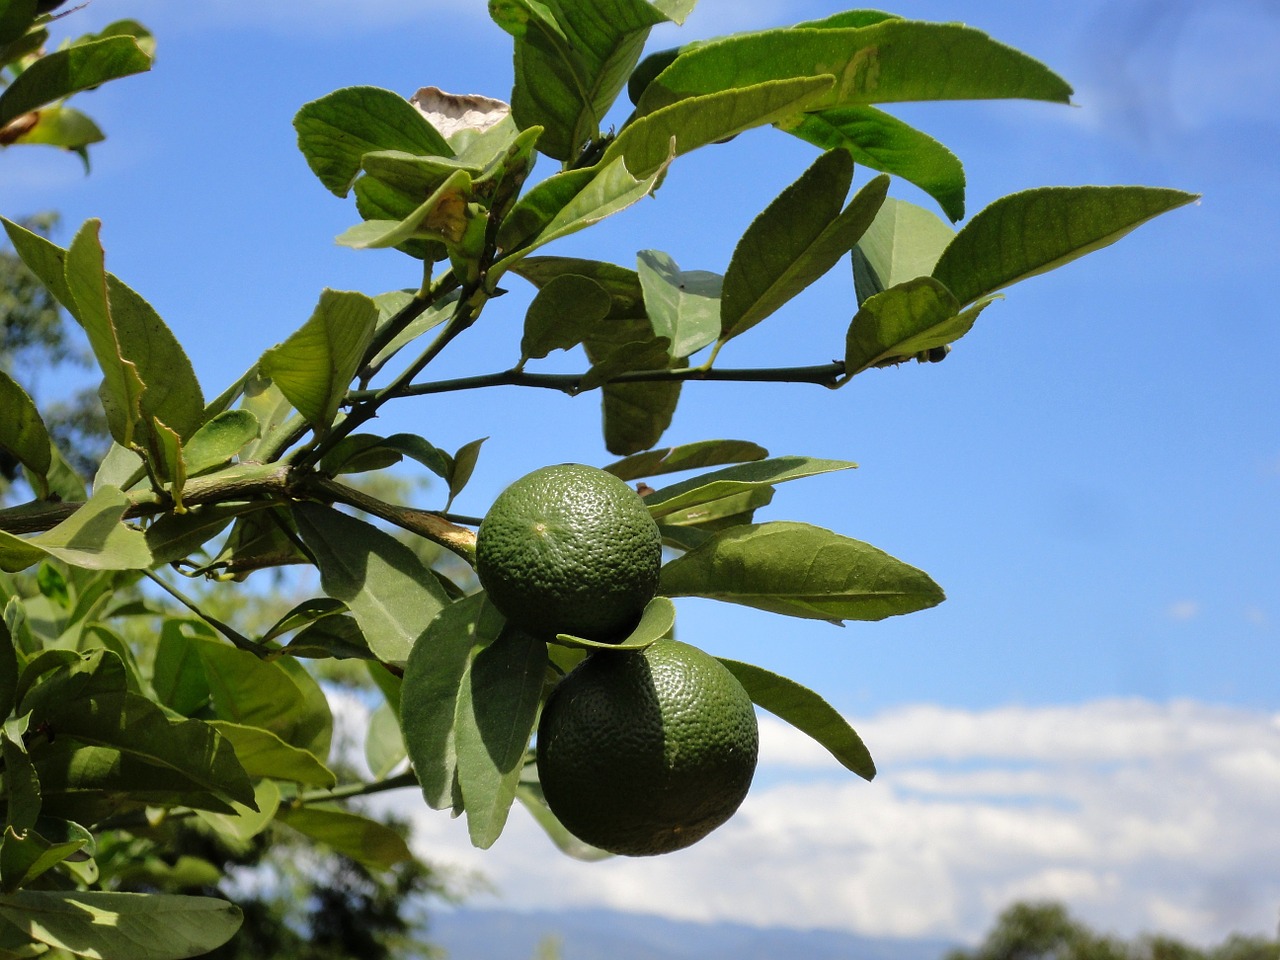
[4,0,1278,946]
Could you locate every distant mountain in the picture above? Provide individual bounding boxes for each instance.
[429,907,957,960]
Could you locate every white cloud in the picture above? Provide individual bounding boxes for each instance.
[370,698,1280,947]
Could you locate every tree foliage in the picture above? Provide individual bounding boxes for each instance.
[0,3,1196,957]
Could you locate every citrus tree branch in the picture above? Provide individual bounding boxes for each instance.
[345,360,849,402]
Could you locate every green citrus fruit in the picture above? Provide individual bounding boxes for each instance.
[536,637,759,856]
[476,463,662,641]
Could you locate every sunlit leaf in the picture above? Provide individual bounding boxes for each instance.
[636,250,721,360]
[0,35,152,129]
[645,456,855,519]
[276,805,413,871]
[933,185,1200,306]
[845,276,996,375]
[604,439,768,481]
[852,197,956,305]
[659,520,945,621]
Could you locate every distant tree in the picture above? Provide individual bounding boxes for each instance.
[950,902,1280,960]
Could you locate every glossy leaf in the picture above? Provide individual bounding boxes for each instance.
[660,520,945,621]
[0,35,152,129]
[401,594,501,810]
[604,438,768,481]
[845,277,996,375]
[635,20,1073,115]
[520,273,613,363]
[0,371,51,495]
[455,625,547,848]
[780,106,966,221]
[933,185,1200,306]
[721,152,888,342]
[258,289,379,432]
[205,721,336,788]
[637,250,722,359]
[0,890,242,960]
[852,197,956,305]
[491,0,668,161]
[644,456,856,519]
[607,76,833,179]
[293,503,450,665]
[0,485,151,573]
[552,596,675,652]
[293,85,453,197]
[718,657,875,779]
[276,805,413,871]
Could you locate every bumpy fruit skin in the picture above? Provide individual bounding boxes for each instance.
[536,638,759,857]
[476,463,662,641]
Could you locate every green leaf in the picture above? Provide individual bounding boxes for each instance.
[193,638,331,760]
[194,779,280,844]
[0,621,16,720]
[0,890,242,960]
[258,289,379,433]
[636,20,1073,115]
[520,274,613,363]
[447,437,486,509]
[845,276,996,375]
[293,85,453,197]
[607,76,834,179]
[365,701,406,779]
[932,185,1201,307]
[491,0,668,161]
[656,485,774,536]
[604,439,768,482]
[22,660,256,809]
[181,410,259,476]
[852,197,956,305]
[144,502,262,567]
[660,520,945,622]
[0,371,51,497]
[0,0,36,49]
[286,614,375,661]
[1,728,40,836]
[636,250,721,360]
[515,780,611,862]
[293,503,450,666]
[0,485,151,573]
[276,805,413,872]
[721,153,888,342]
[598,379,681,457]
[644,456,856,519]
[205,721,336,788]
[717,657,875,780]
[401,594,502,810]
[779,106,966,221]
[513,256,645,317]
[494,151,670,273]
[455,625,547,848]
[63,221,204,443]
[336,167,474,250]
[552,595,674,652]
[2,825,88,894]
[0,35,152,129]
[9,105,104,153]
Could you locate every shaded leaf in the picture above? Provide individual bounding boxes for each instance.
[455,626,547,848]
[336,167,473,250]
[205,721,336,788]
[520,274,613,363]
[0,371,51,495]
[721,152,887,342]
[258,289,379,432]
[145,502,263,567]
[932,185,1200,306]
[276,805,413,872]
[552,596,674,652]
[192,779,280,844]
[0,890,242,960]
[718,657,875,779]
[293,503,450,665]
[401,594,502,810]
[182,410,259,476]
[515,780,611,862]
[365,701,406,779]
[659,520,945,621]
